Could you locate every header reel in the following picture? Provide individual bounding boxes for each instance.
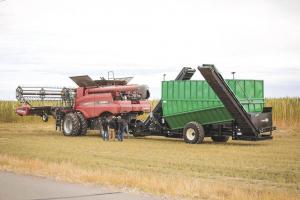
[16,86,75,106]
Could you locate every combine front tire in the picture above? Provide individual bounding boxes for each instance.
[62,113,81,136]
[211,136,229,143]
[76,112,88,136]
[183,122,205,144]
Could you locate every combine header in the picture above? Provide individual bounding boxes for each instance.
[16,65,275,143]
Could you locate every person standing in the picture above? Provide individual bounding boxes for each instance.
[117,116,125,142]
[123,117,129,139]
[108,116,116,140]
[99,117,103,138]
[101,117,109,141]
[115,116,120,141]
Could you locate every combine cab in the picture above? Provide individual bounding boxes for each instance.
[16,73,151,136]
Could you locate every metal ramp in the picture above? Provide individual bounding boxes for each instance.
[144,67,196,127]
[198,65,260,137]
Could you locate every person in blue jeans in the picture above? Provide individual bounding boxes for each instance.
[117,116,125,142]
[101,117,109,141]
[123,118,129,138]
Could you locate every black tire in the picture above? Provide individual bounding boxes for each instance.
[131,120,146,137]
[132,132,146,137]
[211,136,230,143]
[62,113,81,136]
[183,122,205,144]
[76,112,88,136]
[42,114,48,122]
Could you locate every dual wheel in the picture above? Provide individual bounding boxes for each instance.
[183,122,229,144]
[62,112,88,136]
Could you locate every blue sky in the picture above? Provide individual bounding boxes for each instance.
[0,0,299,99]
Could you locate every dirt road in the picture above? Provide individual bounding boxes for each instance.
[0,171,165,200]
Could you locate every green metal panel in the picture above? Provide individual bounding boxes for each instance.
[162,79,265,130]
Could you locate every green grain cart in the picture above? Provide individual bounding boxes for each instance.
[132,65,275,144]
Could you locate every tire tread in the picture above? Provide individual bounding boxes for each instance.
[183,121,205,144]
[76,112,88,136]
[211,135,229,143]
[62,113,81,136]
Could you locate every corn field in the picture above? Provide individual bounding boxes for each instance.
[0,98,299,127]
[266,97,300,127]
[0,101,60,123]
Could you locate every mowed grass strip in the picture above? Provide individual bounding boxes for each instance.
[0,123,299,200]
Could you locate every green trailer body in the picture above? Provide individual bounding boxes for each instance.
[162,79,265,130]
[132,65,274,143]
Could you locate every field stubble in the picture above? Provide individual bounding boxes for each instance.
[0,98,299,199]
[0,123,299,200]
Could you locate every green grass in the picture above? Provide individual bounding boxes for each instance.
[0,123,299,200]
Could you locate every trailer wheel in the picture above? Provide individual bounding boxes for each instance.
[62,113,81,136]
[211,136,229,143]
[42,114,48,122]
[76,113,88,136]
[183,122,205,144]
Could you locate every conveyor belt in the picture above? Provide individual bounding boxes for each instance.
[144,67,196,127]
[175,67,196,80]
[198,65,259,136]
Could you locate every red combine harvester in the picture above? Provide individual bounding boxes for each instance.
[16,72,151,136]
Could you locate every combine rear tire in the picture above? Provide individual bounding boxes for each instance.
[76,113,88,136]
[211,136,229,143]
[62,113,81,136]
[183,122,205,144]
[131,120,146,137]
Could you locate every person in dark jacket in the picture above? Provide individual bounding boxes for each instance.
[117,116,126,142]
[108,116,116,140]
[101,117,109,141]
[98,117,103,137]
[114,116,120,134]
[123,117,129,139]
